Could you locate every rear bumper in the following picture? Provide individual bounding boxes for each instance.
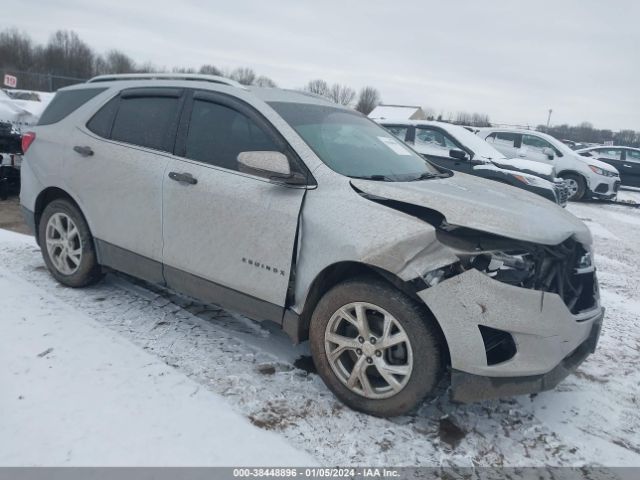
[20,206,36,237]
[450,312,603,402]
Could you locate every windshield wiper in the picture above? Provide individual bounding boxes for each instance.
[350,174,395,181]
[409,172,451,181]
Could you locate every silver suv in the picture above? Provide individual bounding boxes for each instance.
[20,74,604,416]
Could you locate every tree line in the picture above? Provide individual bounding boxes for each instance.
[536,122,640,148]
[0,28,382,114]
[2,27,635,145]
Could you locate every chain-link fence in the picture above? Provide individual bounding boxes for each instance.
[1,68,86,92]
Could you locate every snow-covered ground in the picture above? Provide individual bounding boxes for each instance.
[0,234,315,466]
[1,190,639,467]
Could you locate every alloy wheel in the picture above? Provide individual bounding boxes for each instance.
[565,178,579,199]
[45,212,83,275]
[324,302,413,399]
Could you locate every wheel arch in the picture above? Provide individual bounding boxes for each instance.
[292,260,451,366]
[34,187,87,245]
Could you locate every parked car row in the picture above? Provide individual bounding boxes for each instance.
[379,120,569,206]
[477,128,621,200]
[20,74,604,416]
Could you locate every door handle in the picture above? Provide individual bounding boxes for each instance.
[168,171,198,185]
[623,164,632,168]
[73,145,94,157]
[517,152,527,158]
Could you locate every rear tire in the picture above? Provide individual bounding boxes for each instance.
[309,277,443,417]
[38,199,103,287]
[561,173,586,201]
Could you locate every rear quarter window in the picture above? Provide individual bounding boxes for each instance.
[38,88,106,126]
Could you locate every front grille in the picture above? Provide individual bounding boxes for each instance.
[553,180,569,206]
[530,239,597,314]
[614,180,621,192]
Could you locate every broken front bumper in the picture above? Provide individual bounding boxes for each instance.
[450,315,602,402]
[417,268,604,401]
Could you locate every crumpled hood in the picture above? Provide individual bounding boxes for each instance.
[351,173,592,246]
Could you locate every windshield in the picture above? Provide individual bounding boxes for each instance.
[441,124,507,160]
[269,102,441,181]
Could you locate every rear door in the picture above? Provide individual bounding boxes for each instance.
[161,90,307,321]
[71,87,184,282]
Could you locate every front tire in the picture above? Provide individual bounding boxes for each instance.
[38,199,102,287]
[561,173,586,201]
[309,277,443,417]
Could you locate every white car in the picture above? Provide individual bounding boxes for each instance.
[477,128,620,201]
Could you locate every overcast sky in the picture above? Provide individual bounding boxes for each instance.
[6,0,640,130]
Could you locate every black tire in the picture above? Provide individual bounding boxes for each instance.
[38,198,103,287]
[560,173,586,201]
[309,277,443,417]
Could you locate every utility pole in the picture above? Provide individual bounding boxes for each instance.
[546,109,553,128]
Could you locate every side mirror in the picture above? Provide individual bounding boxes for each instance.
[237,151,306,185]
[542,147,555,159]
[449,149,468,160]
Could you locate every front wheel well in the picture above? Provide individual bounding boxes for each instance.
[296,261,451,366]
[34,187,82,245]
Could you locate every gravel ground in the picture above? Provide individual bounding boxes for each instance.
[1,190,639,467]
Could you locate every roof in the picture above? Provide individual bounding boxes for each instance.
[87,73,245,89]
[576,145,640,152]
[368,104,427,121]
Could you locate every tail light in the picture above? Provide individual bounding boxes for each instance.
[21,131,36,154]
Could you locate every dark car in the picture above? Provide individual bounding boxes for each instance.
[0,121,23,199]
[379,120,568,206]
[577,146,640,188]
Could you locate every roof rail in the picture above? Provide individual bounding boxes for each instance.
[86,73,246,89]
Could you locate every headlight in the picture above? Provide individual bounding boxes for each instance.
[588,165,618,177]
[511,173,549,187]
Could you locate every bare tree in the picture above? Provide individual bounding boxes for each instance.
[355,86,380,115]
[0,28,35,72]
[95,50,135,74]
[41,30,94,79]
[199,64,222,76]
[328,83,355,106]
[254,75,277,87]
[172,66,197,73]
[230,67,256,85]
[304,79,330,97]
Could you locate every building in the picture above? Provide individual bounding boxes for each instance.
[368,104,428,121]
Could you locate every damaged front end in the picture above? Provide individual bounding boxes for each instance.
[352,180,604,402]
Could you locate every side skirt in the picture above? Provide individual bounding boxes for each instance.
[94,239,298,333]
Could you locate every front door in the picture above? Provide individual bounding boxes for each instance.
[519,133,559,165]
[413,126,473,173]
[161,91,306,321]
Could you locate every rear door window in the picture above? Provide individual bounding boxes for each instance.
[110,90,182,152]
[626,149,640,162]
